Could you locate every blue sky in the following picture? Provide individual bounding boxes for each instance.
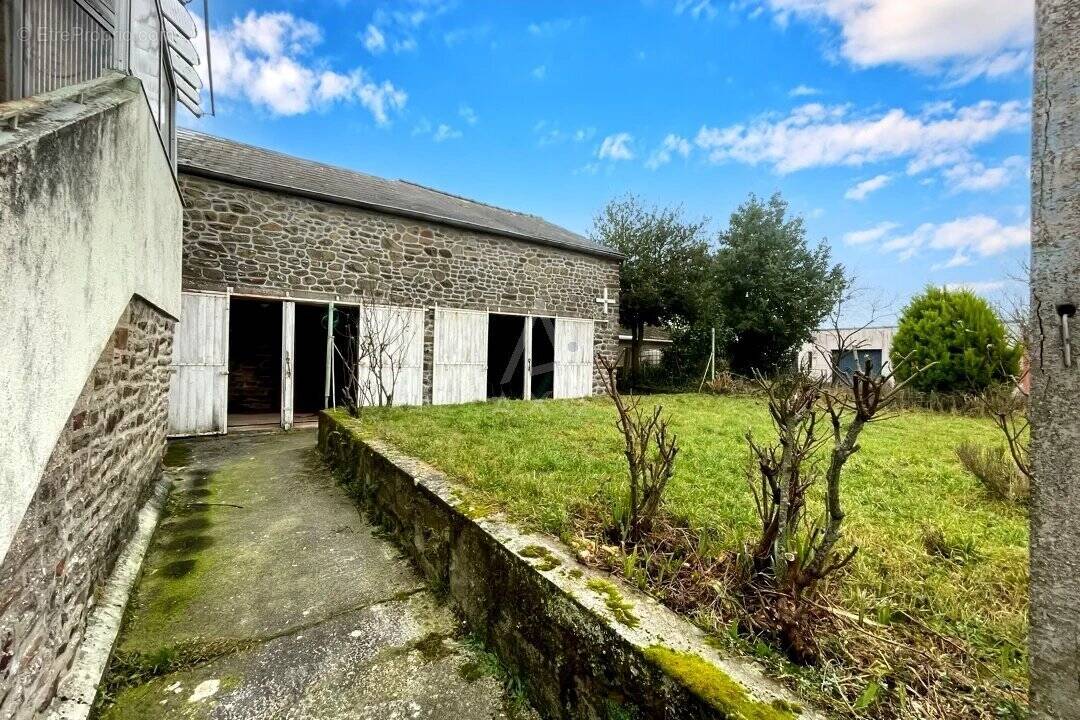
[186,0,1034,323]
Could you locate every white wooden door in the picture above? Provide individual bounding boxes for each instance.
[357,306,424,407]
[281,301,295,429]
[554,317,595,399]
[433,308,488,405]
[168,292,229,436]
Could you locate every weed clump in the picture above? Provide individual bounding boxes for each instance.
[956,441,1029,505]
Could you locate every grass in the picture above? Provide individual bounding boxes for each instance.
[332,393,1028,715]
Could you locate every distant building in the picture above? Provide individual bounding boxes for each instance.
[799,326,896,381]
[617,326,673,367]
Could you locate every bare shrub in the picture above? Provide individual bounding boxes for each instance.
[741,353,930,660]
[703,363,756,396]
[334,293,413,416]
[597,354,679,543]
[956,441,1030,504]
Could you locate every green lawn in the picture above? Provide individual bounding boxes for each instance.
[334,393,1028,713]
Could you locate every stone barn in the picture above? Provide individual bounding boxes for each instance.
[171,129,623,434]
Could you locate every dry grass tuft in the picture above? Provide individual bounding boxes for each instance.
[955,441,1030,505]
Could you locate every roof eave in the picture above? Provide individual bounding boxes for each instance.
[177,163,625,262]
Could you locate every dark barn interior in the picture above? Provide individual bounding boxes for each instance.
[487,314,526,399]
[293,303,329,415]
[228,298,282,423]
[530,317,555,399]
[331,305,360,407]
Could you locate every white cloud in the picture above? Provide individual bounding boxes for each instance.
[531,64,547,80]
[905,148,974,175]
[881,215,1029,262]
[942,155,1026,193]
[362,24,386,54]
[458,104,478,125]
[762,0,1032,83]
[412,118,433,136]
[694,99,1027,174]
[433,124,462,142]
[534,122,594,147]
[533,120,562,146]
[206,11,406,121]
[945,280,1008,294]
[573,127,596,142]
[843,221,900,245]
[597,133,635,161]
[229,10,321,56]
[443,24,492,47]
[931,251,971,270]
[844,173,891,200]
[645,134,692,170]
[675,0,719,21]
[527,18,583,37]
[789,84,821,97]
[365,3,447,53]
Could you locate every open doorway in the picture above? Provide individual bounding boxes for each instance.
[530,317,555,399]
[487,314,526,399]
[330,305,360,408]
[293,303,328,422]
[228,298,282,427]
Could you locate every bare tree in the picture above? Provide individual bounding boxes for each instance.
[597,354,678,542]
[978,260,1032,486]
[334,292,413,416]
[745,352,931,599]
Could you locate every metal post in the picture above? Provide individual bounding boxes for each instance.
[710,327,716,381]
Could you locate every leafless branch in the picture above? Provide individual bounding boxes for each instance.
[597,354,678,542]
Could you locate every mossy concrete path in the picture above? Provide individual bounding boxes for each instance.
[97,430,531,720]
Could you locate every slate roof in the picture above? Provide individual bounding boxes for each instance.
[177,129,621,260]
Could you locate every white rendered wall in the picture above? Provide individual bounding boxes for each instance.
[0,74,182,564]
[799,326,896,381]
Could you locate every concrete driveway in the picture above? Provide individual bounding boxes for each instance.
[96,430,532,720]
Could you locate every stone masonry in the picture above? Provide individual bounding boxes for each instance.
[178,174,622,397]
[0,297,174,720]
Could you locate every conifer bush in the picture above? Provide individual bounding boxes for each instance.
[891,286,1021,393]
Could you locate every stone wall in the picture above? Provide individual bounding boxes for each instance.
[318,412,814,720]
[0,297,174,719]
[1,73,182,565]
[178,174,621,395]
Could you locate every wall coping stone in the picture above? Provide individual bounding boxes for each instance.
[318,410,821,720]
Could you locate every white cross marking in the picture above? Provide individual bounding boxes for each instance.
[595,288,617,314]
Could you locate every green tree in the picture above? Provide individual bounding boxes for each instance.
[592,196,715,381]
[713,193,846,375]
[891,286,1022,393]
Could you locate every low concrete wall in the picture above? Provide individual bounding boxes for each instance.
[0,72,183,565]
[319,411,816,720]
